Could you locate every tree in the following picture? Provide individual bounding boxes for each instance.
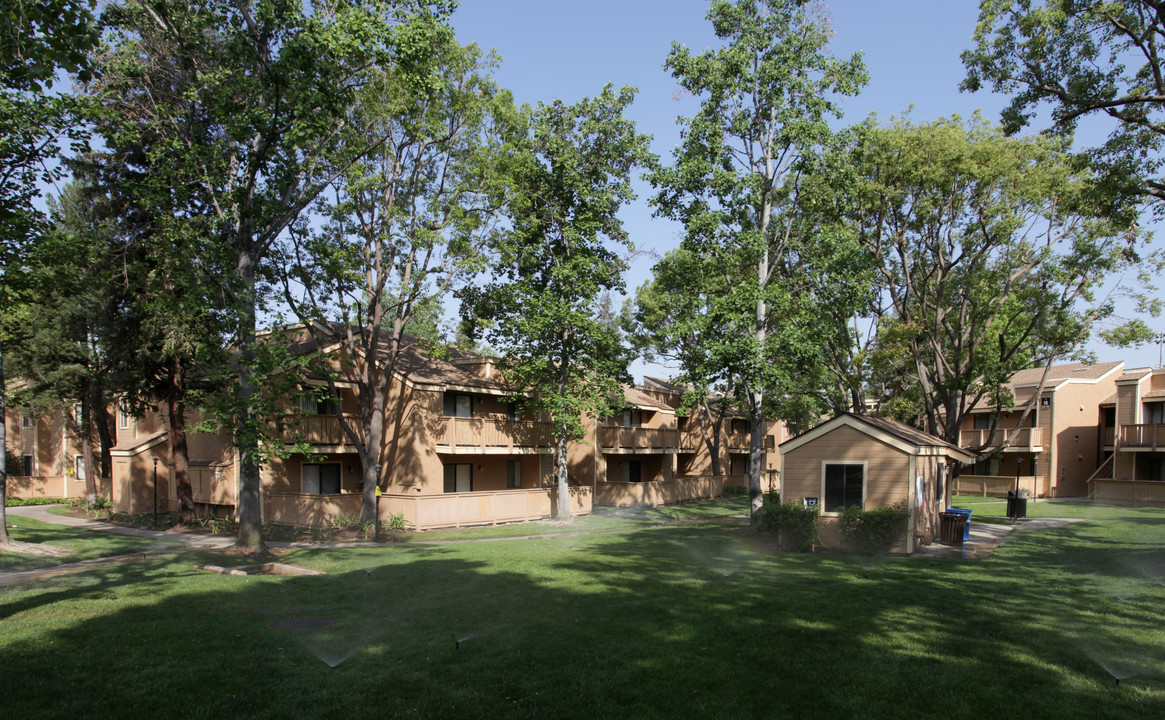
[278,39,517,524]
[961,0,1165,220]
[628,247,740,476]
[0,0,98,544]
[651,0,866,523]
[829,114,1155,445]
[92,0,454,550]
[462,85,654,519]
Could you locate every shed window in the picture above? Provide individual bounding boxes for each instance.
[823,463,863,513]
[302,464,341,494]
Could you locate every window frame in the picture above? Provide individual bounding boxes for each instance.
[301,387,341,416]
[506,459,523,489]
[443,463,473,493]
[820,461,866,516]
[74,455,86,482]
[301,462,342,495]
[118,406,130,429]
[20,411,32,428]
[622,409,642,428]
[22,455,33,476]
[443,393,473,418]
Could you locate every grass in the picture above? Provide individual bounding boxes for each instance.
[2,502,1164,718]
[951,496,1165,521]
[0,516,181,572]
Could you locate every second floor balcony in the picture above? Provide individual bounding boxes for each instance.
[959,427,1043,452]
[679,429,775,453]
[599,426,679,453]
[283,414,364,446]
[1118,424,1165,450]
[437,417,554,454]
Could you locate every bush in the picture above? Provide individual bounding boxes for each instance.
[722,485,747,497]
[759,491,819,552]
[5,496,68,507]
[838,502,910,555]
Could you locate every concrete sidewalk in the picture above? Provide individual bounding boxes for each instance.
[913,516,1085,559]
[5,504,237,551]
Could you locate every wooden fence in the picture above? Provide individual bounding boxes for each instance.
[1092,479,1165,507]
[954,474,1047,498]
[380,486,592,530]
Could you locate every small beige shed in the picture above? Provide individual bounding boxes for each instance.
[779,413,974,553]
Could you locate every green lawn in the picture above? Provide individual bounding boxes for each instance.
[951,496,1165,521]
[0,516,183,572]
[2,505,1163,718]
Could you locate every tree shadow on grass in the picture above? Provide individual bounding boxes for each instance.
[0,522,1162,719]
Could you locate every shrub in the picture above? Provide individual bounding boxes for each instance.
[5,496,68,507]
[382,512,408,541]
[759,491,818,552]
[838,502,910,555]
[722,485,747,497]
[331,512,360,529]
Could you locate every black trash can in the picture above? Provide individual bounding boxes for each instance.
[1006,490,1029,520]
[938,511,968,546]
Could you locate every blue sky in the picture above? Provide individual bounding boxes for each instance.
[448,1,1161,378]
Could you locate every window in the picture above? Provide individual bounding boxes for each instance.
[1040,397,1051,409]
[443,393,473,418]
[444,463,472,493]
[1146,403,1165,425]
[301,388,341,416]
[731,419,749,434]
[20,411,32,428]
[973,414,992,430]
[74,455,86,481]
[302,463,341,494]
[118,406,130,429]
[506,402,522,422]
[622,409,642,428]
[22,455,33,476]
[621,460,642,483]
[823,463,864,513]
[507,459,522,488]
[74,404,83,426]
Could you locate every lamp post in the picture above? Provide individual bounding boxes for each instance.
[152,457,158,528]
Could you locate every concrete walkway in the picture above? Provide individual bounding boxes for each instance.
[913,516,1085,559]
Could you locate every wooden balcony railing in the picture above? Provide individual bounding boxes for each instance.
[679,430,774,452]
[959,427,1043,450]
[599,426,679,452]
[283,414,363,445]
[1118,424,1165,449]
[1103,426,1116,447]
[438,417,554,452]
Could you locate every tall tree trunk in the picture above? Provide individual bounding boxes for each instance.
[80,390,98,505]
[234,250,265,551]
[1,335,10,544]
[554,429,571,519]
[167,355,194,521]
[748,390,764,525]
[95,404,113,482]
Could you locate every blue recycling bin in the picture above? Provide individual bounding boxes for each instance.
[944,508,972,542]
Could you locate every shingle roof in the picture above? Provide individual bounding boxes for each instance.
[1009,361,1123,387]
[847,413,968,454]
[1118,368,1153,382]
